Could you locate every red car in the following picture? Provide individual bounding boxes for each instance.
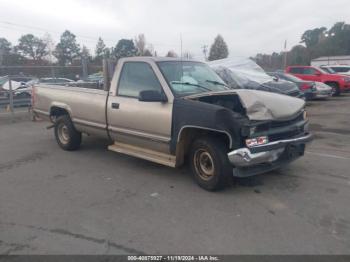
[285,66,350,96]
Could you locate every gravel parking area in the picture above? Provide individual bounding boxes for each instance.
[0,95,350,255]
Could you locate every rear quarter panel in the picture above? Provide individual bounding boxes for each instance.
[33,85,108,137]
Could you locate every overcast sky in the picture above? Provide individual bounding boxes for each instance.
[0,0,349,59]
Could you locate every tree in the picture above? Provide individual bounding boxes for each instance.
[208,35,229,61]
[135,34,147,56]
[288,45,310,66]
[0,38,12,54]
[300,27,327,49]
[95,37,107,62]
[81,45,91,60]
[166,50,178,57]
[143,49,153,56]
[16,34,48,61]
[112,39,137,59]
[42,33,56,64]
[55,30,81,65]
[0,37,12,66]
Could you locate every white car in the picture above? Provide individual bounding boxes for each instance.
[315,82,333,99]
[320,65,350,76]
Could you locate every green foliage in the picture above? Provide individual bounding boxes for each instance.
[208,35,229,61]
[255,21,350,70]
[16,34,48,60]
[112,39,137,59]
[55,30,81,65]
[300,27,327,48]
[287,45,310,65]
[0,38,12,54]
[166,50,178,57]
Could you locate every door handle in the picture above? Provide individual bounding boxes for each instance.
[111,103,120,109]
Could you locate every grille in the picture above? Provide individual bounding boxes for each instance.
[269,129,302,142]
[257,112,304,132]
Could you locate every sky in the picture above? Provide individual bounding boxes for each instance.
[0,0,350,59]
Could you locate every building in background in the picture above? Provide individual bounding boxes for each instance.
[311,55,350,67]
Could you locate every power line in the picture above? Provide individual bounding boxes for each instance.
[0,20,181,48]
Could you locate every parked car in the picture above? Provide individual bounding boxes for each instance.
[0,76,38,98]
[286,66,350,96]
[320,65,350,76]
[314,82,333,99]
[33,57,313,191]
[210,58,304,99]
[268,71,321,100]
[39,78,75,85]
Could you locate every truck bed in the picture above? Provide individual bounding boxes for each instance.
[33,85,108,137]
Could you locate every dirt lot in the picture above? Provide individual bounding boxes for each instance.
[0,95,350,255]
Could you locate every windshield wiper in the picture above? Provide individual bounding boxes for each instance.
[205,80,228,88]
[171,81,212,91]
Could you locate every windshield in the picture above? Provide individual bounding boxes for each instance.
[319,67,335,74]
[157,61,228,97]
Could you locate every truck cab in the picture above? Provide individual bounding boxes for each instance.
[286,65,350,96]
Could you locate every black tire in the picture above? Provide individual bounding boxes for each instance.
[54,115,82,151]
[189,136,232,191]
[328,82,341,96]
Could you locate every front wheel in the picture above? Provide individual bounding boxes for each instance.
[54,115,82,151]
[189,137,232,191]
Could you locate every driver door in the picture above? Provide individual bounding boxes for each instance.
[107,61,173,154]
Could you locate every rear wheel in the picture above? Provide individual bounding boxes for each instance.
[328,82,341,96]
[189,137,232,191]
[54,115,82,151]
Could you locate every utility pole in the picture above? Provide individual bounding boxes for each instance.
[283,40,288,70]
[202,45,208,61]
[180,34,183,58]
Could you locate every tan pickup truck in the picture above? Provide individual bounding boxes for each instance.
[33,57,313,191]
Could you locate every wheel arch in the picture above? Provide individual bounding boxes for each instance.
[175,126,233,167]
[49,103,73,122]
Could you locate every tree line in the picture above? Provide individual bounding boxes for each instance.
[253,21,350,70]
[0,30,230,68]
[0,31,156,66]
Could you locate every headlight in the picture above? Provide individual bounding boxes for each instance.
[246,136,269,148]
[344,77,350,83]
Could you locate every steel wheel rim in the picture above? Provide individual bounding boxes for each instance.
[58,123,69,145]
[194,149,215,181]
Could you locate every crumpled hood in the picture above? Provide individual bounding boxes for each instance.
[186,89,305,121]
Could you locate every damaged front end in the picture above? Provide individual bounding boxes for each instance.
[186,89,313,178]
[230,110,313,177]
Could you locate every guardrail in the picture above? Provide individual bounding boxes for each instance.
[0,97,31,108]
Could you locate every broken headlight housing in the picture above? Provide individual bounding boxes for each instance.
[246,136,269,148]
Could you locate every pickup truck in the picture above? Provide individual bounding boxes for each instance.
[33,57,313,191]
[286,65,350,96]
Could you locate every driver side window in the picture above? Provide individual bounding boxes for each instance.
[117,62,163,98]
[303,68,318,75]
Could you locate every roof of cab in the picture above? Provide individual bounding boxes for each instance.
[119,56,201,63]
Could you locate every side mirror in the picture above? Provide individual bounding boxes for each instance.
[314,72,322,76]
[139,90,168,102]
[272,76,279,82]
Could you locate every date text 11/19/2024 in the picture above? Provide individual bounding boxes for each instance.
[127,255,220,261]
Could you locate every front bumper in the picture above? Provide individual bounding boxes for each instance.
[228,133,313,177]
